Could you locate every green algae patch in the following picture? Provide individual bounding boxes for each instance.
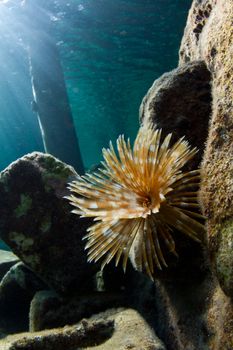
[40,155,77,194]
[40,155,76,182]
[9,232,34,251]
[40,216,52,233]
[14,194,32,218]
[24,253,41,267]
[215,218,233,297]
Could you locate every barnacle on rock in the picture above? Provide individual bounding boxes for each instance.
[67,123,205,279]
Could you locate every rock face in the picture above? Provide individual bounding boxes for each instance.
[1,308,166,350]
[29,290,126,332]
[180,0,233,299]
[138,1,233,349]
[0,152,98,295]
[178,0,233,348]
[1,317,114,350]
[0,262,46,335]
[140,60,212,167]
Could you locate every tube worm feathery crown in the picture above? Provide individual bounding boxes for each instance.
[67,123,205,280]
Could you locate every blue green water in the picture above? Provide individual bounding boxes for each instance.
[0,0,191,173]
[55,0,192,169]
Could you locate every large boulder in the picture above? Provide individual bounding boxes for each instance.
[29,289,126,332]
[0,152,98,295]
[178,0,233,348]
[140,60,212,167]
[1,308,166,350]
[180,0,233,299]
[137,1,233,349]
[0,262,45,336]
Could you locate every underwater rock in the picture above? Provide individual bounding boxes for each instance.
[214,220,233,298]
[1,317,114,350]
[124,263,216,350]
[179,0,216,64]
[180,0,233,299]
[206,284,233,349]
[0,262,45,335]
[136,1,233,348]
[29,289,126,332]
[0,152,98,295]
[139,60,211,167]
[1,308,166,350]
[0,250,19,281]
[178,0,233,348]
[29,290,61,332]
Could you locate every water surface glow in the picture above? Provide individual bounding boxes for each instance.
[0,0,191,171]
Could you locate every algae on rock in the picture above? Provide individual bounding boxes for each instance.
[180,0,233,299]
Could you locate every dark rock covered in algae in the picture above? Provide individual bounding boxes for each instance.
[0,262,46,335]
[140,60,212,168]
[0,152,98,294]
